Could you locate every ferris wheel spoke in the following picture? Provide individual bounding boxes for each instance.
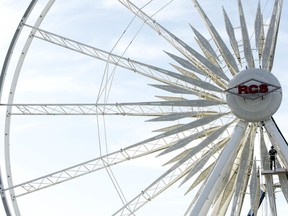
[185,141,242,215]
[261,0,283,71]
[249,159,261,216]
[112,151,201,216]
[192,0,239,76]
[259,126,285,212]
[118,0,230,87]
[230,127,255,216]
[167,121,235,174]
[190,25,220,63]
[158,126,221,157]
[276,157,288,203]
[264,118,288,168]
[155,84,224,103]
[164,51,205,77]
[4,134,180,198]
[151,84,197,95]
[255,2,265,60]
[212,169,238,215]
[146,65,224,92]
[180,137,229,186]
[24,24,226,96]
[190,31,222,71]
[136,112,229,146]
[265,172,277,215]
[235,153,254,216]
[183,162,216,216]
[189,120,248,216]
[237,0,255,69]
[223,8,241,66]
[163,28,230,82]
[3,102,213,116]
[163,52,226,91]
[146,111,219,122]
[213,125,256,215]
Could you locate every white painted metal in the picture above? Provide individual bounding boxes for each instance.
[213,171,237,215]
[3,1,55,215]
[26,23,229,95]
[230,127,254,216]
[261,169,288,175]
[278,173,288,203]
[137,112,229,146]
[260,127,269,170]
[164,51,204,76]
[234,153,253,216]
[180,146,220,185]
[160,29,230,82]
[2,103,194,116]
[118,0,230,86]
[189,120,247,216]
[190,25,220,62]
[226,68,282,122]
[237,0,255,68]
[255,2,264,54]
[222,7,241,65]
[213,126,252,216]
[261,0,283,71]
[4,133,174,197]
[0,0,38,214]
[265,174,277,216]
[192,0,239,76]
[249,159,260,216]
[274,158,288,202]
[112,153,206,215]
[159,126,220,155]
[186,162,216,196]
[264,118,288,168]
[260,126,278,215]
[173,122,234,169]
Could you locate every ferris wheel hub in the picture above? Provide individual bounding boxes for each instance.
[226,68,282,122]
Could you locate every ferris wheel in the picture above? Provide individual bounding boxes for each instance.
[0,0,287,215]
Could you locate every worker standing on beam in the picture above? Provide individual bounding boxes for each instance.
[269,146,277,170]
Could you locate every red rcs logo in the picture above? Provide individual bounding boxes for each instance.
[238,84,269,94]
[225,78,280,100]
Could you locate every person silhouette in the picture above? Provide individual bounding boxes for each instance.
[269,146,277,170]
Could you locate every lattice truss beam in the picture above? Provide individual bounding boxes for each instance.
[1,100,225,116]
[4,114,233,198]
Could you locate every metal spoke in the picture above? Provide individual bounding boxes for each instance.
[237,0,255,68]
[192,0,239,76]
[189,120,248,216]
[230,128,254,215]
[118,0,230,86]
[1,100,224,116]
[223,7,241,65]
[112,156,195,216]
[190,25,220,62]
[24,25,204,93]
[3,135,177,198]
[255,1,265,60]
[261,0,283,71]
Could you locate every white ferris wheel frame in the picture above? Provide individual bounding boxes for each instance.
[0,0,287,216]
